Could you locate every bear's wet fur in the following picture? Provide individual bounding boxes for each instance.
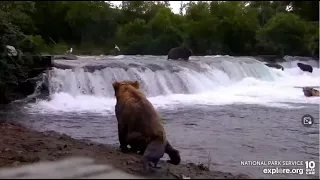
[143,140,165,168]
[112,80,181,167]
[167,46,193,61]
[303,87,320,97]
[297,62,313,73]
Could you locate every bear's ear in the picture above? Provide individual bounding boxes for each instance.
[112,81,120,92]
[131,81,140,89]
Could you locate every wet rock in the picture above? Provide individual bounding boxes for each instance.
[197,163,209,171]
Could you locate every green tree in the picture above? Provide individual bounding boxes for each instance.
[116,18,151,54]
[256,12,308,56]
[0,1,318,56]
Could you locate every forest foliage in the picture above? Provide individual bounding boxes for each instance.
[1,1,318,56]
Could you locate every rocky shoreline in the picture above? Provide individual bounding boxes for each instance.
[0,122,251,179]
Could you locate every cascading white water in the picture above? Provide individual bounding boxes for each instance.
[26,55,319,114]
[48,56,277,98]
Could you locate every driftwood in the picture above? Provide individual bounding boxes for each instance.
[0,157,144,179]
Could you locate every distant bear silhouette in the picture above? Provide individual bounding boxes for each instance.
[167,46,193,61]
[112,80,181,169]
[297,63,313,73]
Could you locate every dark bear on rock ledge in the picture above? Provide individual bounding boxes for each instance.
[167,46,193,61]
[297,62,313,73]
[112,80,181,169]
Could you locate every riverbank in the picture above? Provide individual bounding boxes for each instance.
[0,122,251,179]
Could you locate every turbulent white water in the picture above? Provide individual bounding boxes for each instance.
[26,55,320,114]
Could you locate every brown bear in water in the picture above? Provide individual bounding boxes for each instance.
[303,87,320,97]
[297,62,313,73]
[112,80,181,168]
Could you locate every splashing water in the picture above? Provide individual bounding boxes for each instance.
[25,55,320,114]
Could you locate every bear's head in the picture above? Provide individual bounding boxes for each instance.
[303,87,313,97]
[297,62,303,68]
[112,80,140,97]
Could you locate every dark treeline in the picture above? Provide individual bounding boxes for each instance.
[1,1,319,56]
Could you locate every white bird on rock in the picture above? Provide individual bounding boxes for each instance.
[66,48,73,54]
[115,44,120,52]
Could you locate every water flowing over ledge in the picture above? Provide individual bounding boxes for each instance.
[23,55,319,113]
[50,56,278,97]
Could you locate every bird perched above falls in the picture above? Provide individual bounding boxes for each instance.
[66,48,73,54]
[115,44,120,52]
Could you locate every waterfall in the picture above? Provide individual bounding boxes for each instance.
[47,56,277,98]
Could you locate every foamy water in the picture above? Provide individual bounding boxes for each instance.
[26,66,320,114]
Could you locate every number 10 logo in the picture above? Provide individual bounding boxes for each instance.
[305,161,315,169]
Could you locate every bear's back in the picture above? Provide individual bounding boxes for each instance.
[120,85,164,138]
